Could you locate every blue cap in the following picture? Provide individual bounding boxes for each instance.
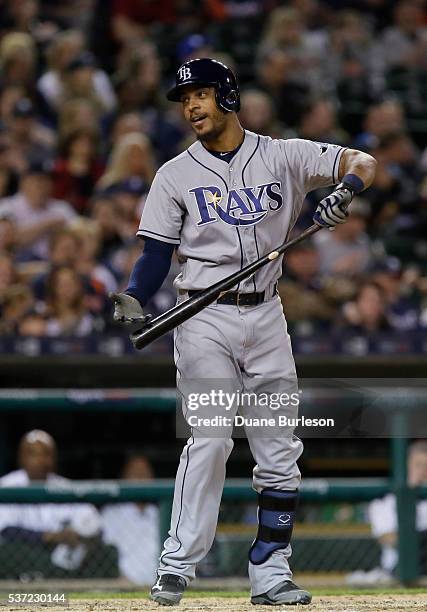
[107,176,146,196]
[177,34,211,63]
[66,51,96,72]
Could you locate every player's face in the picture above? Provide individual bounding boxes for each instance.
[180,86,228,142]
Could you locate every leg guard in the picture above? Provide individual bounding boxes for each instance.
[249,489,298,565]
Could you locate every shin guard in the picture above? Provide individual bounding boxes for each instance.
[249,489,298,565]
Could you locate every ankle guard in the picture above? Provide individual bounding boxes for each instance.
[249,489,298,565]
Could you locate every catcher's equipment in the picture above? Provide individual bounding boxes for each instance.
[249,489,298,565]
[167,58,240,113]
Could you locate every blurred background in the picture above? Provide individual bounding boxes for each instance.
[0,0,427,592]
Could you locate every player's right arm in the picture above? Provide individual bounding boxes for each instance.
[111,167,184,325]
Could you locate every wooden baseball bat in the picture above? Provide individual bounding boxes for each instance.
[132,223,321,350]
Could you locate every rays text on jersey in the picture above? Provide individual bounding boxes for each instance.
[189,181,283,226]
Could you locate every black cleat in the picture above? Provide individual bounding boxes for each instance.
[150,573,187,606]
[251,579,312,606]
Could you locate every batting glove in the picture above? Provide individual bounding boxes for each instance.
[313,183,354,228]
[110,292,150,326]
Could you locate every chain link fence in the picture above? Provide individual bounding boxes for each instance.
[0,489,385,585]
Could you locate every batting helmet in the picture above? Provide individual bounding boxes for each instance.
[167,58,240,113]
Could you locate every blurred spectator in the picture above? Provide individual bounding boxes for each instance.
[0,32,36,91]
[110,112,144,146]
[96,132,155,192]
[348,440,427,584]
[0,161,76,260]
[239,89,283,138]
[114,41,162,112]
[110,239,143,290]
[369,131,420,230]
[58,97,101,142]
[89,194,125,261]
[62,52,116,117]
[292,98,348,144]
[255,48,311,127]
[329,10,382,98]
[258,6,329,94]
[111,0,176,48]
[37,29,84,115]
[338,281,391,333]
[353,100,406,151]
[2,98,55,168]
[0,216,17,254]
[378,0,427,72]
[41,0,94,30]
[38,30,116,120]
[2,0,59,45]
[314,198,373,277]
[113,42,186,163]
[31,227,80,300]
[371,258,421,331]
[0,430,102,572]
[101,453,159,585]
[41,265,99,336]
[107,177,146,240]
[70,217,118,297]
[53,128,103,213]
[0,252,19,294]
[0,284,34,334]
[280,241,335,334]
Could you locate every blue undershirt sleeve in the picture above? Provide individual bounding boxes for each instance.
[125,237,175,307]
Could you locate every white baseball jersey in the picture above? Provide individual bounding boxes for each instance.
[138,130,345,292]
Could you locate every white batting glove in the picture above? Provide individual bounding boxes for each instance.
[110,292,147,325]
[313,183,353,228]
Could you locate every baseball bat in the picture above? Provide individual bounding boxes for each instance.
[132,223,321,350]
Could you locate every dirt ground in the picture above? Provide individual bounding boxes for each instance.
[5,594,427,612]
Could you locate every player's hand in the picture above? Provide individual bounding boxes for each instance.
[313,183,353,228]
[110,292,148,325]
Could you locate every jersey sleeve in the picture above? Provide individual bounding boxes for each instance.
[137,169,183,245]
[278,138,346,193]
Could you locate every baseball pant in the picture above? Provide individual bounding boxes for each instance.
[157,294,303,595]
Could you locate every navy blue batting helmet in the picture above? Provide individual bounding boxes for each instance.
[167,58,240,113]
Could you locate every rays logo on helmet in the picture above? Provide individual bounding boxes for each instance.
[189,182,283,227]
[178,66,192,81]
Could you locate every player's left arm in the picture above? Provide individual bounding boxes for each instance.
[313,148,377,228]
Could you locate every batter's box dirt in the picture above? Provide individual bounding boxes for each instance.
[9,594,427,612]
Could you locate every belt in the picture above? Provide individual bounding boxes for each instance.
[188,284,277,306]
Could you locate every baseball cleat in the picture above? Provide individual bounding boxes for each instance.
[251,579,312,605]
[150,573,187,606]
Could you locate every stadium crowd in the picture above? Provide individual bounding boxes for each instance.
[0,0,427,340]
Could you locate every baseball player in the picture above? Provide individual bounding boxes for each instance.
[111,58,376,606]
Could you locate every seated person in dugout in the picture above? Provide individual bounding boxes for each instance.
[369,440,427,576]
[101,453,160,585]
[349,440,427,584]
[0,430,102,572]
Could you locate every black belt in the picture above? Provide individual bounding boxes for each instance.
[188,289,271,306]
